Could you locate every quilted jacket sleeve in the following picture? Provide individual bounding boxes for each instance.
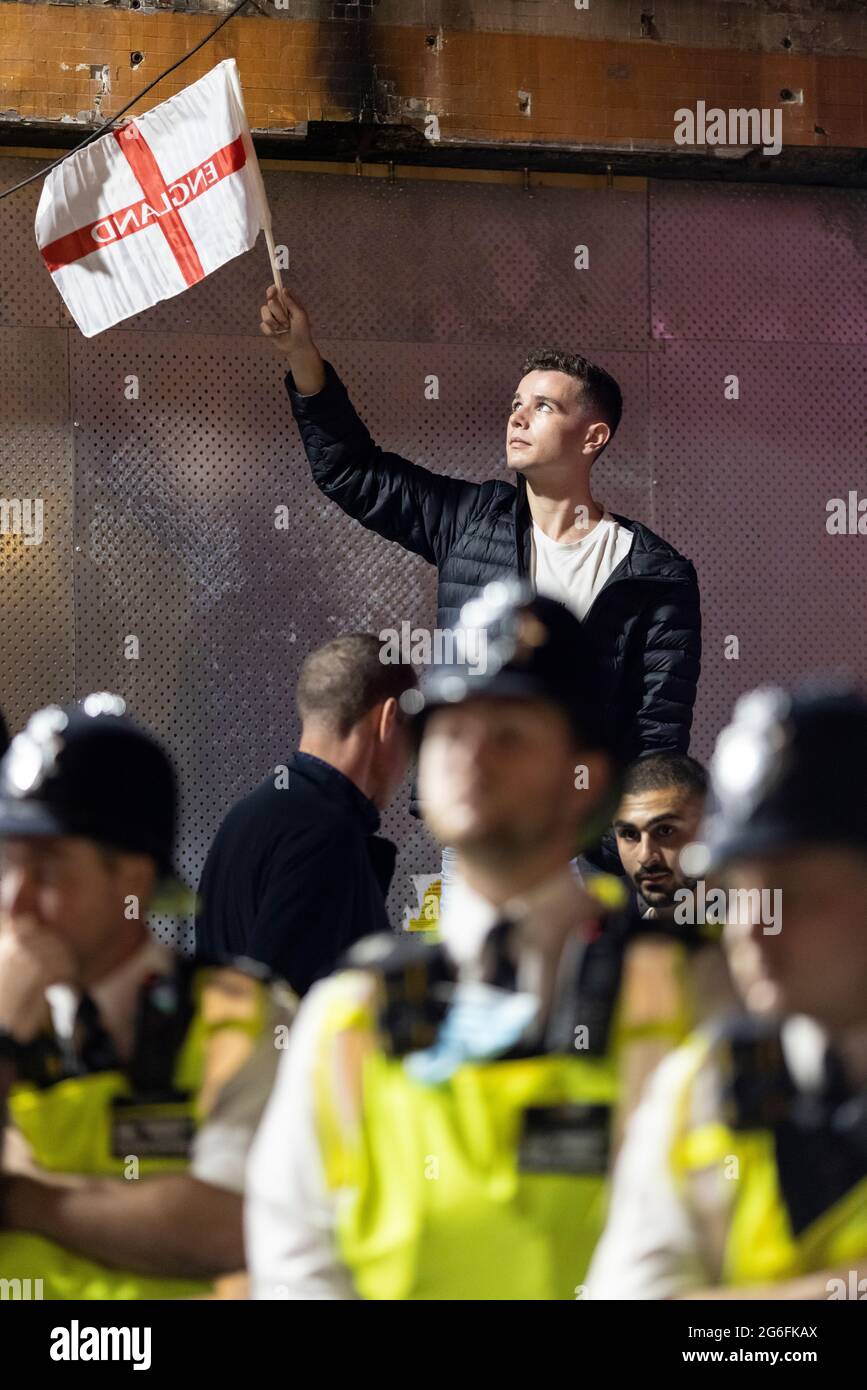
[632,569,702,757]
[285,361,481,566]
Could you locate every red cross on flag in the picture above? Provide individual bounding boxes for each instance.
[35,60,275,337]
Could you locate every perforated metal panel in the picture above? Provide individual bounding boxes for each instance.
[119,174,650,348]
[2,156,866,948]
[649,178,867,763]
[0,326,74,715]
[0,160,65,328]
[649,338,867,762]
[650,181,867,345]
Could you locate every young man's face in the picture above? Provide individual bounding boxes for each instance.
[0,835,152,979]
[505,370,607,475]
[614,786,705,912]
[721,846,867,1028]
[419,696,606,860]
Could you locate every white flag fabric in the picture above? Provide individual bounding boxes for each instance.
[35,60,267,337]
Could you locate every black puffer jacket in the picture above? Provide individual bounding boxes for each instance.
[285,361,701,765]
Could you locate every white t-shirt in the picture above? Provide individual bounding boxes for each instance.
[531,511,633,622]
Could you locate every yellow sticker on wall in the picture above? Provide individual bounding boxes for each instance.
[403,874,442,933]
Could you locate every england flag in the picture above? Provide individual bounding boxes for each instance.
[35,60,270,337]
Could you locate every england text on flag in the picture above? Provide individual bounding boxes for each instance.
[35,60,269,337]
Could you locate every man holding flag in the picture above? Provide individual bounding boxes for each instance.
[261,282,702,887]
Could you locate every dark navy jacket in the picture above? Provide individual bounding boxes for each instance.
[285,361,701,766]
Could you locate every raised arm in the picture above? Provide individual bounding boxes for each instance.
[260,285,481,565]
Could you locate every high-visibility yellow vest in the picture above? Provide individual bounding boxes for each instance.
[670,1030,867,1286]
[313,915,701,1302]
[0,963,275,1300]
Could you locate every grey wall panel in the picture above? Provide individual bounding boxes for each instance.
[120,173,650,349]
[650,340,867,764]
[650,181,867,345]
[0,327,74,731]
[0,159,65,329]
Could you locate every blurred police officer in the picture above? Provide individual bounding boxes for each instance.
[246,584,701,1300]
[589,684,867,1298]
[0,695,293,1300]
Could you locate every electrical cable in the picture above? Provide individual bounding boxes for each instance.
[0,0,253,201]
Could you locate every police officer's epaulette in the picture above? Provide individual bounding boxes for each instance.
[127,952,288,1095]
[194,950,296,1006]
[340,932,457,1058]
[712,1013,796,1131]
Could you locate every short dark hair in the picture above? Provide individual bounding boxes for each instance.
[297,633,417,737]
[519,348,623,445]
[621,751,708,800]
